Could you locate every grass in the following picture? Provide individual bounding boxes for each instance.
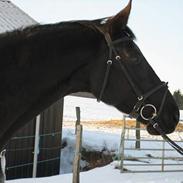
[78,120,183,132]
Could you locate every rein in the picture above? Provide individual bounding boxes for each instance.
[97,29,183,155]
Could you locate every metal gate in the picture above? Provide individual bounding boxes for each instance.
[119,116,183,173]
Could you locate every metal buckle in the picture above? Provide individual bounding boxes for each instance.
[140,104,157,121]
[153,123,159,129]
[115,55,121,60]
[133,104,140,113]
[0,150,6,158]
[138,96,143,101]
[107,60,113,65]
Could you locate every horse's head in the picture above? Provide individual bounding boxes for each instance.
[90,0,179,135]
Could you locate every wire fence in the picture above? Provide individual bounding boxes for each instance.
[5,127,62,180]
[6,131,62,170]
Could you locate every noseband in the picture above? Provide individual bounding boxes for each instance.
[97,30,183,155]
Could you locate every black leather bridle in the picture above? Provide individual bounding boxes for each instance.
[97,30,183,155]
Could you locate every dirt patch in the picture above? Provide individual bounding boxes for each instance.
[176,123,183,131]
[81,148,114,171]
[64,120,145,130]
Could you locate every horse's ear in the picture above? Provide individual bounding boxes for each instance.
[107,0,132,37]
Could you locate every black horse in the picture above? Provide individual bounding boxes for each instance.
[0,1,180,181]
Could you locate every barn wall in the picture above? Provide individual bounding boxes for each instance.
[6,119,36,179]
[37,98,64,177]
[5,99,64,180]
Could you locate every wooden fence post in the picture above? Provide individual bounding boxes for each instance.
[75,107,80,135]
[73,107,82,183]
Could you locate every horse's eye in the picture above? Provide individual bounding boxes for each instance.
[123,48,139,64]
[123,49,130,58]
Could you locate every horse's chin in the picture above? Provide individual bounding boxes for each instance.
[134,116,176,136]
[136,118,161,135]
[146,122,176,135]
[136,116,175,135]
[146,123,160,135]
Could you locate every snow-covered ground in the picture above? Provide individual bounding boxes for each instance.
[7,164,183,183]
[7,127,183,183]
[60,127,183,172]
[7,96,183,183]
[7,125,183,183]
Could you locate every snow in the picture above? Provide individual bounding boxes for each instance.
[60,96,183,177]
[60,127,183,172]
[5,96,183,182]
[6,121,183,183]
[180,110,183,121]
[7,164,183,183]
[60,128,120,174]
[63,96,124,121]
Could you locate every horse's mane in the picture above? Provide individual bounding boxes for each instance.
[0,21,87,48]
[0,19,136,49]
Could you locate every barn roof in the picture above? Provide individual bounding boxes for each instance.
[0,0,36,33]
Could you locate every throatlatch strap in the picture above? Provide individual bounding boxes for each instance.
[97,60,112,102]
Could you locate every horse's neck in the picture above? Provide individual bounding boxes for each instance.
[43,33,98,96]
[0,24,103,151]
[1,24,100,109]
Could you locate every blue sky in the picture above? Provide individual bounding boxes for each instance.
[12,0,183,92]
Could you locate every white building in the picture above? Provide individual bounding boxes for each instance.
[0,0,36,33]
